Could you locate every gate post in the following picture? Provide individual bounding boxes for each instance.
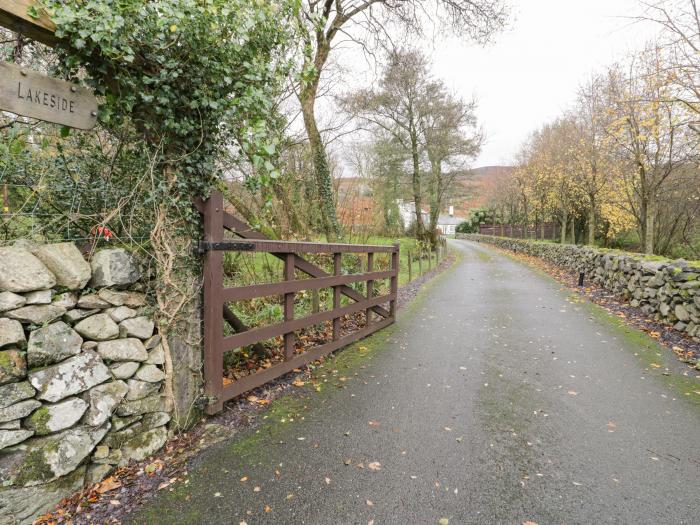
[366,252,374,326]
[332,253,341,340]
[203,191,224,414]
[390,244,399,318]
[283,253,296,359]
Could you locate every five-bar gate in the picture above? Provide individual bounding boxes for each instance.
[197,191,399,414]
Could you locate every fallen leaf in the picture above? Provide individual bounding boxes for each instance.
[325,477,331,485]
[264,505,271,513]
[109,500,121,506]
[366,500,374,507]
[567,391,578,396]
[292,379,305,387]
[438,519,449,525]
[214,492,222,497]
[240,476,248,482]
[96,477,122,494]
[649,363,662,369]
[253,486,261,492]
[368,420,380,427]
[368,462,381,471]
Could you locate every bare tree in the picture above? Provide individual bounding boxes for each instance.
[422,90,482,246]
[343,49,437,241]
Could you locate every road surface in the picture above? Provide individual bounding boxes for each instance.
[131,240,700,525]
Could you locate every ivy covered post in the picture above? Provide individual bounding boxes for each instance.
[47,0,299,427]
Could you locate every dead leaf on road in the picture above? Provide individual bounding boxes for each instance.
[368,462,381,471]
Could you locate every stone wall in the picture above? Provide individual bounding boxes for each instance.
[457,234,700,343]
[0,242,171,524]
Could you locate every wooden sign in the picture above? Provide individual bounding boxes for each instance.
[0,0,57,47]
[0,61,98,129]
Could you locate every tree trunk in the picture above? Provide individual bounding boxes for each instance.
[587,195,596,245]
[570,216,576,244]
[560,209,568,244]
[644,196,655,254]
[300,94,341,240]
[410,129,426,241]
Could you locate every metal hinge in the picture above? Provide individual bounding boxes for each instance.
[196,241,256,254]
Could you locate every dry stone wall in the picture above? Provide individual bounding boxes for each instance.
[0,243,171,524]
[457,234,700,343]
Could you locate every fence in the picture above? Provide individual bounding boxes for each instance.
[196,191,399,414]
[479,222,561,240]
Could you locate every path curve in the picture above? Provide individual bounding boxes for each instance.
[132,240,700,525]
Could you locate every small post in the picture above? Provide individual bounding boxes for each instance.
[390,244,399,318]
[428,249,432,271]
[407,250,412,283]
[332,253,341,340]
[366,252,374,327]
[578,272,585,287]
[283,253,295,359]
[418,252,423,276]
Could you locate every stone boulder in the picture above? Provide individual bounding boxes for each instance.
[29,351,110,402]
[0,349,27,385]
[126,379,160,401]
[0,423,109,486]
[120,426,167,463]
[0,381,35,409]
[0,466,85,525]
[675,304,691,322]
[63,308,100,324]
[76,294,110,309]
[0,291,26,313]
[23,289,52,305]
[51,292,78,309]
[109,361,140,379]
[97,338,148,362]
[74,313,119,341]
[98,289,146,308]
[0,318,26,349]
[119,316,154,340]
[34,243,91,290]
[0,247,56,293]
[82,381,128,426]
[27,321,83,368]
[5,305,66,325]
[134,364,165,383]
[90,249,140,288]
[0,429,33,450]
[116,394,171,417]
[24,397,88,435]
[146,344,165,365]
[107,306,138,323]
[0,399,41,423]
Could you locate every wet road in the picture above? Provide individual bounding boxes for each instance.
[132,240,700,525]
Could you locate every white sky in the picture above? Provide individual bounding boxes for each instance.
[428,0,660,166]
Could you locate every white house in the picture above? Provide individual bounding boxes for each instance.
[436,206,465,235]
[397,199,429,230]
[397,201,464,235]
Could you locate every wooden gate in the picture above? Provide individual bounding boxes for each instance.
[196,192,399,414]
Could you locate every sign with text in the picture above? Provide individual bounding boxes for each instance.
[0,61,98,129]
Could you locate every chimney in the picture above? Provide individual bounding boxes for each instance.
[449,205,454,217]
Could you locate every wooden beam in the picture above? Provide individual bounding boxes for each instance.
[0,0,58,47]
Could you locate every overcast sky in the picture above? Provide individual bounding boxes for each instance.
[429,0,660,167]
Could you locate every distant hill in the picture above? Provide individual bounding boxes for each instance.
[450,165,515,215]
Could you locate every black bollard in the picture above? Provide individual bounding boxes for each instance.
[578,272,585,286]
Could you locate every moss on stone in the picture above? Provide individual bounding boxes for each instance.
[13,442,57,486]
[25,406,51,435]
